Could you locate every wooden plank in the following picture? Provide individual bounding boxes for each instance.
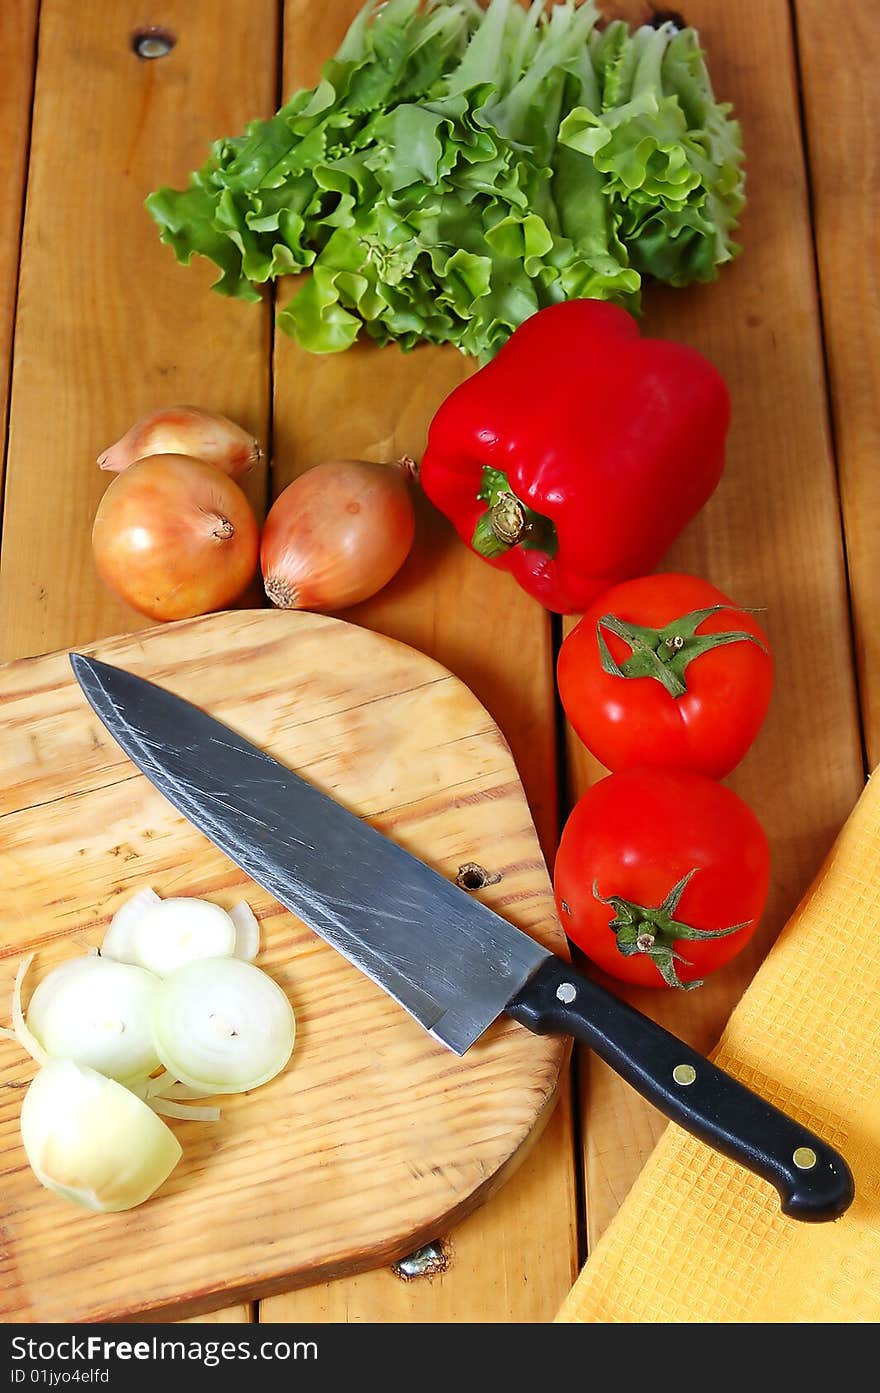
[0,0,38,497]
[795,0,879,766]
[0,0,275,662]
[572,0,864,1246]
[0,0,280,1321]
[260,0,578,1324]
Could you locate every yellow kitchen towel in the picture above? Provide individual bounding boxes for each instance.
[557,771,880,1324]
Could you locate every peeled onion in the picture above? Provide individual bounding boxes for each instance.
[261,458,416,611]
[98,406,261,481]
[92,454,259,621]
[21,1059,182,1212]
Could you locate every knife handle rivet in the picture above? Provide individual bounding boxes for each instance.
[556,982,577,1004]
[673,1063,697,1086]
[793,1146,818,1170]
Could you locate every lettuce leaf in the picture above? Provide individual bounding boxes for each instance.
[147,0,744,358]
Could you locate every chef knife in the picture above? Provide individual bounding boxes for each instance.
[70,653,854,1222]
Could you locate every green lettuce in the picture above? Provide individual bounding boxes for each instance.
[146,0,744,359]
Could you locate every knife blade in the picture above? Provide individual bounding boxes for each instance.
[69,652,548,1055]
[70,652,854,1222]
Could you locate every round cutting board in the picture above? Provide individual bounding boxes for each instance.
[0,609,567,1322]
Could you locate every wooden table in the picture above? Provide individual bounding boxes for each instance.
[0,0,873,1323]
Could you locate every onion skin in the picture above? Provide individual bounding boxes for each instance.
[98,406,261,481]
[261,459,416,612]
[92,454,259,621]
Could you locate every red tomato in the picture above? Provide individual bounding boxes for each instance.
[553,768,770,989]
[557,573,773,778]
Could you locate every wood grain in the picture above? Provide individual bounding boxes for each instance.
[0,0,275,661]
[0,0,37,498]
[0,0,280,1325]
[258,0,578,1325]
[570,0,864,1246]
[795,0,878,767]
[0,609,567,1323]
[262,1093,576,1323]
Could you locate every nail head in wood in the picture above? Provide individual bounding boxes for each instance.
[132,27,175,59]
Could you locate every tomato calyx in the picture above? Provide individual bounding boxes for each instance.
[596,604,767,699]
[471,467,558,560]
[592,868,753,990]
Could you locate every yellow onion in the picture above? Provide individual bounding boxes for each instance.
[98,406,261,481]
[92,454,259,621]
[261,458,416,611]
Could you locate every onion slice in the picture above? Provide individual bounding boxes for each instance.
[127,897,236,977]
[27,956,161,1085]
[149,1097,221,1123]
[153,1080,215,1100]
[21,1059,182,1212]
[152,958,295,1095]
[10,954,49,1067]
[144,1067,176,1098]
[102,886,161,962]
[230,901,261,961]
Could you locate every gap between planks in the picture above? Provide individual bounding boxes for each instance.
[0,0,39,538]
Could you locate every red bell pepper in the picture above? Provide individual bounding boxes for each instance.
[419,300,730,614]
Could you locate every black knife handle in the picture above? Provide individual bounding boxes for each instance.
[506,957,853,1222]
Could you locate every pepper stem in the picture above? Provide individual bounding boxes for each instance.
[490,492,527,546]
[593,869,753,990]
[470,466,558,561]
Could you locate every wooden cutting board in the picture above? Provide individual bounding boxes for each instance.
[0,609,566,1322]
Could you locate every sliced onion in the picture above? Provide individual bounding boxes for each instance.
[102,886,161,962]
[143,1071,216,1104]
[21,1059,182,1212]
[130,897,237,977]
[154,1080,215,1100]
[11,954,49,1067]
[149,1097,221,1123]
[230,901,261,961]
[152,958,295,1095]
[144,1067,177,1097]
[27,956,161,1085]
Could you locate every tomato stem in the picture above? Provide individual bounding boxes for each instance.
[596,604,767,699]
[593,869,753,989]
